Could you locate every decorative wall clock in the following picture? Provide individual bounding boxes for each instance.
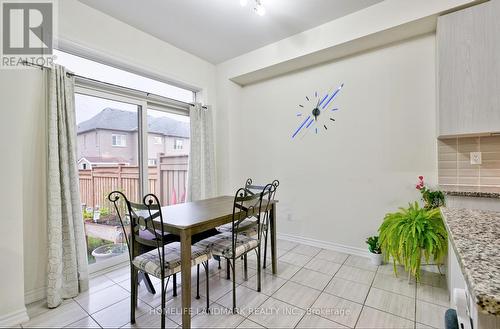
[291,83,344,139]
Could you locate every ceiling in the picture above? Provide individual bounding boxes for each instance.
[79,0,384,64]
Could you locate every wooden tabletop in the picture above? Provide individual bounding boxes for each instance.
[157,195,277,235]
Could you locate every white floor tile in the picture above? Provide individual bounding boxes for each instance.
[273,281,321,310]
[344,255,378,272]
[276,239,299,251]
[365,287,415,320]
[248,297,305,328]
[92,297,152,328]
[121,310,178,328]
[236,319,265,328]
[315,249,349,264]
[335,265,375,285]
[191,304,245,328]
[310,292,363,328]
[22,300,87,328]
[417,284,450,307]
[75,284,129,314]
[416,300,448,329]
[279,252,313,267]
[296,314,348,328]
[105,266,131,283]
[290,268,332,291]
[324,277,370,304]
[217,285,269,316]
[64,316,100,328]
[265,261,301,280]
[372,272,416,298]
[356,306,414,328]
[290,244,322,257]
[304,258,342,276]
[243,270,287,296]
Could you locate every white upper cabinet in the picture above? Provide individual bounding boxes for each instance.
[437,0,500,137]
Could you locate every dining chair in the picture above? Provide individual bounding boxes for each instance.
[108,191,211,328]
[194,184,274,313]
[217,179,279,270]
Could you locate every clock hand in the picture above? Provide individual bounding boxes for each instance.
[292,115,311,139]
[322,83,344,109]
[318,93,329,108]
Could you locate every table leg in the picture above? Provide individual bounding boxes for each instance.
[180,231,192,329]
[270,203,278,274]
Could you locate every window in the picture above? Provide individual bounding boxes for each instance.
[60,50,193,272]
[112,134,126,147]
[174,139,183,150]
[147,109,190,205]
[75,93,140,267]
[54,49,195,103]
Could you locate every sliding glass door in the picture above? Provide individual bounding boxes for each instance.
[75,91,145,271]
[146,109,190,206]
[58,49,195,272]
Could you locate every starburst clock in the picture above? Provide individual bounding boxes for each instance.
[291,83,344,139]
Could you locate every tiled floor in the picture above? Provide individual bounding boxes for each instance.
[21,240,450,328]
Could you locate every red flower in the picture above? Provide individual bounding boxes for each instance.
[418,176,424,181]
[416,184,422,190]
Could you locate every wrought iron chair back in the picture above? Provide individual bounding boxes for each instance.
[243,179,279,239]
[231,184,274,253]
[108,191,165,265]
[142,193,170,278]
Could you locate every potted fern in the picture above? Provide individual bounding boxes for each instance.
[378,202,447,281]
[366,236,383,265]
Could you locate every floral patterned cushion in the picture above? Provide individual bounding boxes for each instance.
[132,242,210,278]
[240,223,268,237]
[217,218,258,233]
[194,232,259,259]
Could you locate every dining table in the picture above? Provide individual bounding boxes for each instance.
[155,195,278,329]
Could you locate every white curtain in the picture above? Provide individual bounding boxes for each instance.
[46,65,89,308]
[188,103,216,201]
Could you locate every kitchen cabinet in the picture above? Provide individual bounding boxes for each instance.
[437,0,500,137]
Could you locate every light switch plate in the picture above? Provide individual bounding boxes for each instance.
[470,152,482,165]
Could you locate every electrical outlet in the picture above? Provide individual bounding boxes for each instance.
[470,152,482,165]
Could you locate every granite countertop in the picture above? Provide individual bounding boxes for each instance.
[441,186,500,199]
[440,208,500,315]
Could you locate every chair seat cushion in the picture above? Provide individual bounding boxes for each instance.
[132,242,210,278]
[217,219,258,233]
[194,232,259,259]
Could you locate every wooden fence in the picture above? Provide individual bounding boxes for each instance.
[79,155,188,209]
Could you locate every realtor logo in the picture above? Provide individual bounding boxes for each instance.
[1,0,55,68]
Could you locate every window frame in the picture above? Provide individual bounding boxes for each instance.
[153,136,163,145]
[174,139,184,150]
[111,134,127,147]
[75,83,191,273]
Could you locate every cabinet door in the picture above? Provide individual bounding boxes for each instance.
[437,1,500,137]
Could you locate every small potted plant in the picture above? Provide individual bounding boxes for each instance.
[366,236,383,265]
[416,176,445,209]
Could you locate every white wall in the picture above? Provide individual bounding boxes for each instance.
[18,0,216,308]
[215,34,438,252]
[0,70,45,326]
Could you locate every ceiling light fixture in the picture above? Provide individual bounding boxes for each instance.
[254,0,266,16]
[240,0,266,16]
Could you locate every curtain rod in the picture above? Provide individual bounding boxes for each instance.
[21,60,207,110]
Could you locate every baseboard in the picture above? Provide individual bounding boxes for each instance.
[24,286,46,305]
[0,307,29,327]
[277,232,370,258]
